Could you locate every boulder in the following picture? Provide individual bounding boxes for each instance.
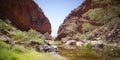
[41,45,58,53]
[64,40,76,45]
[91,41,104,49]
[76,41,83,46]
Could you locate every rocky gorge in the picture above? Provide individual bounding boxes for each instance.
[0,0,120,60]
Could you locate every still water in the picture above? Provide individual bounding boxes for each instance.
[59,46,120,60]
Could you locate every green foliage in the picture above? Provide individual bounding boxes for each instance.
[0,20,13,30]
[0,19,44,43]
[0,41,10,49]
[10,30,28,41]
[0,49,18,60]
[66,22,77,32]
[27,29,42,40]
[13,45,27,53]
[82,0,120,24]
[82,23,97,32]
[27,29,44,44]
[74,33,93,40]
[9,28,44,43]
[108,17,120,26]
[42,32,51,40]
[53,41,62,45]
[83,41,92,49]
[0,48,59,60]
[18,51,59,60]
[82,8,107,23]
[0,19,58,60]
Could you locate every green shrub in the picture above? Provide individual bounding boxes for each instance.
[107,17,120,27]
[82,2,120,24]
[53,41,62,45]
[0,49,18,60]
[74,33,94,40]
[10,30,28,41]
[0,21,12,30]
[27,29,44,44]
[0,48,59,60]
[41,32,51,40]
[82,23,97,32]
[0,41,10,49]
[13,45,27,53]
[84,42,92,49]
[27,29,42,40]
[82,8,106,23]
[66,22,77,32]
[18,50,59,60]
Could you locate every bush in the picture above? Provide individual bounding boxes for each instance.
[82,3,120,24]
[27,29,42,40]
[0,49,18,60]
[27,29,44,44]
[73,33,94,40]
[13,45,27,53]
[82,23,97,32]
[53,41,62,45]
[10,30,28,41]
[18,50,59,60]
[0,21,12,30]
[0,19,13,30]
[0,41,10,49]
[10,28,45,43]
[82,8,106,23]
[66,22,77,32]
[0,48,59,60]
[83,41,92,50]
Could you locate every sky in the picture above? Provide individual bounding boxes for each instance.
[34,0,84,36]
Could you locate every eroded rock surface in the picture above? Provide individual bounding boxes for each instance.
[57,0,120,42]
[0,0,51,34]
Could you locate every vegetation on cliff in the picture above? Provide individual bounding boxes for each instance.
[0,19,58,60]
[57,0,120,44]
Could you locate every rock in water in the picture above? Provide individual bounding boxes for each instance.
[91,41,104,49]
[0,0,51,34]
[41,45,58,53]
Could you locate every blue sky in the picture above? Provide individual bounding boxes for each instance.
[34,0,84,36]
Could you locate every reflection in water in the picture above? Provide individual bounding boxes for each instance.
[59,46,120,60]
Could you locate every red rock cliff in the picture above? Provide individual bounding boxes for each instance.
[0,0,51,34]
[57,0,120,40]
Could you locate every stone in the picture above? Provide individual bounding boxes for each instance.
[91,41,104,49]
[41,45,58,52]
[64,40,76,45]
[0,0,51,34]
[45,40,54,45]
[61,36,71,44]
[76,41,83,46]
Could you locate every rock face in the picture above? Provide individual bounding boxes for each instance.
[0,0,51,34]
[57,0,120,41]
[57,0,104,39]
